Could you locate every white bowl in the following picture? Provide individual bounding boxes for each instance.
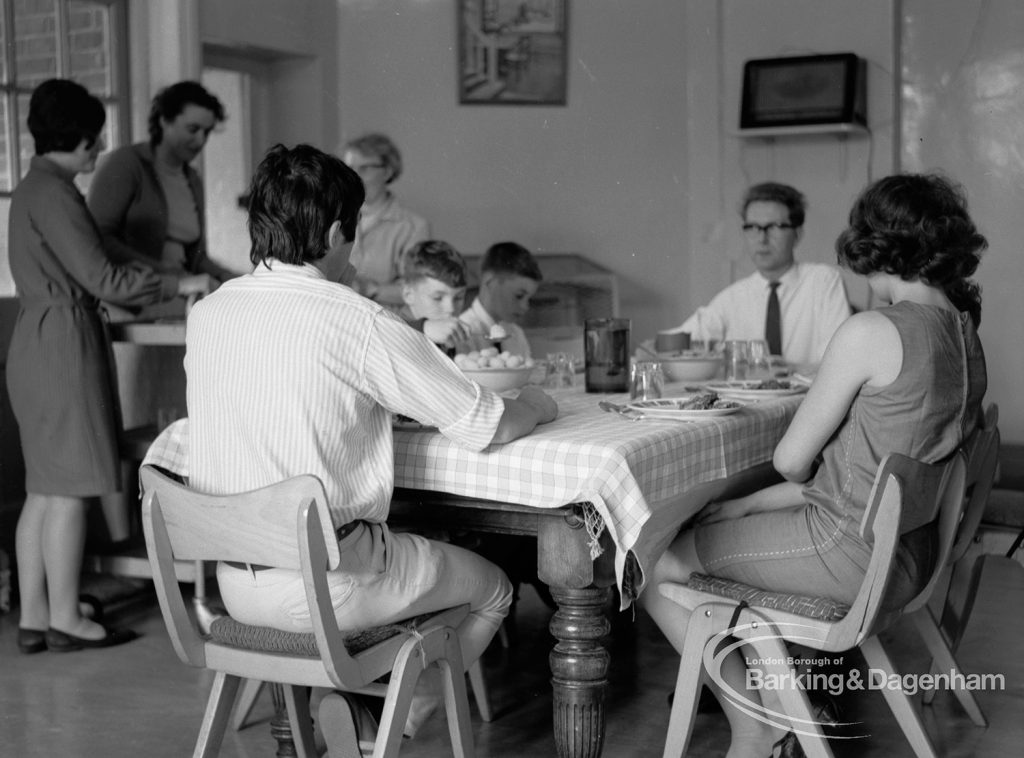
[658,354,722,383]
[461,366,534,393]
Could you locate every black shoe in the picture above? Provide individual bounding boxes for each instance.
[17,628,48,654]
[771,731,804,758]
[45,626,138,652]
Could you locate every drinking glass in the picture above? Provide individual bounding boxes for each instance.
[630,361,664,401]
[544,352,576,389]
[723,340,749,382]
[746,339,772,381]
[585,318,631,392]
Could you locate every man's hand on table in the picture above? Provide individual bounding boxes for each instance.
[517,386,558,424]
[491,386,558,444]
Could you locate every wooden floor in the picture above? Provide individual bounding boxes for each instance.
[1,558,1022,757]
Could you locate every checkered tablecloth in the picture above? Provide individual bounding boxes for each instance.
[142,386,801,603]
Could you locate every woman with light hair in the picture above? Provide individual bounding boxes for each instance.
[340,133,430,307]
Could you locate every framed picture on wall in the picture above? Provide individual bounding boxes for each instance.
[457,0,568,105]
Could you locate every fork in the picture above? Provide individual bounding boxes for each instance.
[598,400,645,420]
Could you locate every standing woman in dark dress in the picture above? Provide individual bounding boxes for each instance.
[6,79,213,653]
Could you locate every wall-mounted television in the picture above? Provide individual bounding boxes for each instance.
[739,53,866,131]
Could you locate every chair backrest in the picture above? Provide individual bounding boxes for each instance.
[947,404,1000,565]
[140,465,342,667]
[141,465,341,568]
[829,451,967,647]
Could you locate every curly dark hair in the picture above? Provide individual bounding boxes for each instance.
[836,173,986,326]
[148,80,225,146]
[247,144,364,267]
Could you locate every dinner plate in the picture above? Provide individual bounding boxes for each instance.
[703,380,808,400]
[626,397,745,420]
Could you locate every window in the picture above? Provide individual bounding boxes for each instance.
[0,0,128,194]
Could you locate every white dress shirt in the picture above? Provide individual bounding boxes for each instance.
[678,261,851,366]
[459,296,533,358]
[185,260,504,526]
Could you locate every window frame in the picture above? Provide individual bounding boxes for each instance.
[0,0,130,196]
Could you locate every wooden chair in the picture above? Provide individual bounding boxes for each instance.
[140,464,476,758]
[658,452,967,758]
[231,659,493,732]
[918,404,999,722]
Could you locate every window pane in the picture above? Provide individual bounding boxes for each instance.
[14,0,59,88]
[68,1,112,96]
[1,5,9,83]
[17,91,33,180]
[0,96,11,191]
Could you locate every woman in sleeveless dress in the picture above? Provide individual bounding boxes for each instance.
[641,173,988,758]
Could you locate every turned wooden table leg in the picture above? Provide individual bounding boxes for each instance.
[268,683,297,757]
[548,586,612,758]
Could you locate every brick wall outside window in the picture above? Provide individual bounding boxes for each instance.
[1,0,122,192]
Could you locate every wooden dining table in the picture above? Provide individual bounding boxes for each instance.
[142,383,803,758]
[388,385,802,758]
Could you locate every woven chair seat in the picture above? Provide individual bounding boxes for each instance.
[210,611,442,657]
[687,573,851,621]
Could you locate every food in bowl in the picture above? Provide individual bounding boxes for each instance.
[658,352,722,383]
[454,346,533,370]
[454,347,536,392]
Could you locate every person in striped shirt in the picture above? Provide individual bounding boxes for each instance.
[185,143,558,739]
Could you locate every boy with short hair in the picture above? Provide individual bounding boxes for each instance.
[460,241,542,358]
[398,239,472,352]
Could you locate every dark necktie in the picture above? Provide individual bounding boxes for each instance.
[766,281,782,356]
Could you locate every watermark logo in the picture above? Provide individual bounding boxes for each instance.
[701,620,1005,740]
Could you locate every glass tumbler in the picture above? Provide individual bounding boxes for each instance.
[630,361,664,401]
[746,339,772,381]
[544,352,576,389]
[585,318,631,393]
[723,340,750,382]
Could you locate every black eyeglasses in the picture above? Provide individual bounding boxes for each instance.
[742,222,796,236]
[350,162,385,174]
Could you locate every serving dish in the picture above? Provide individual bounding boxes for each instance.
[657,354,722,383]
[460,366,534,393]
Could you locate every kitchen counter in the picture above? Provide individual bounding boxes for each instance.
[107,319,186,346]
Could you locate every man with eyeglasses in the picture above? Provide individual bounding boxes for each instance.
[672,182,851,370]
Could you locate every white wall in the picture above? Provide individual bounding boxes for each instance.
[901,0,1024,441]
[685,0,896,317]
[333,0,897,347]
[335,0,690,343]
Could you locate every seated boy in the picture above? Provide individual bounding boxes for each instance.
[460,241,542,359]
[398,240,471,354]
